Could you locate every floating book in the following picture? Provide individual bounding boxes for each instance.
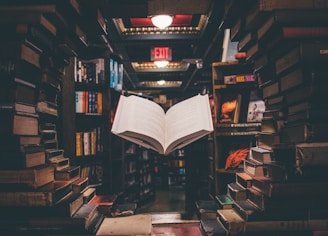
[111,94,213,155]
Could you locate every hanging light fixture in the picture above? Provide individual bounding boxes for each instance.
[154,60,169,68]
[151,15,173,29]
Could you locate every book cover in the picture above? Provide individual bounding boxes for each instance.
[274,42,328,76]
[227,182,248,202]
[295,142,328,174]
[72,177,89,194]
[243,158,266,177]
[216,194,234,210]
[111,94,213,155]
[0,77,36,106]
[0,111,39,136]
[200,219,228,236]
[217,208,245,236]
[195,199,220,219]
[280,122,328,143]
[0,40,41,70]
[233,199,262,222]
[257,9,328,42]
[251,177,328,198]
[250,146,273,164]
[89,194,118,215]
[256,132,280,151]
[48,156,70,171]
[55,165,80,181]
[0,164,54,188]
[235,171,253,189]
[71,203,99,231]
[0,180,72,207]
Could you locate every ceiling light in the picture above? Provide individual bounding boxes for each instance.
[157,80,165,86]
[154,60,169,68]
[151,15,173,29]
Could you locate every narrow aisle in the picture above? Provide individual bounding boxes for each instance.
[137,186,186,214]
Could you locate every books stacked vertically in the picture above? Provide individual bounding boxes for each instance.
[214,1,328,234]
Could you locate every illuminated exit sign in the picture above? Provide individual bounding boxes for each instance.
[151,47,172,61]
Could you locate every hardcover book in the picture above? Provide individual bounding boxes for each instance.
[250,146,273,164]
[0,164,54,188]
[200,219,228,236]
[55,165,80,181]
[257,9,328,42]
[256,132,280,151]
[72,177,89,194]
[235,171,253,189]
[217,208,245,236]
[89,194,118,215]
[233,199,262,222]
[71,203,99,231]
[243,158,266,177]
[280,122,328,143]
[251,176,328,198]
[195,199,220,219]
[227,182,248,201]
[274,42,328,76]
[296,142,328,165]
[216,194,234,210]
[0,180,72,207]
[111,94,213,155]
[0,111,39,136]
[0,76,36,105]
[48,155,70,171]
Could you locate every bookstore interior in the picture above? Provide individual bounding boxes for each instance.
[1,0,328,235]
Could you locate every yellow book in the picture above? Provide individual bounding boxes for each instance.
[97,92,102,114]
[76,132,82,157]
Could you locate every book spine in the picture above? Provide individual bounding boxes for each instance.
[83,132,90,156]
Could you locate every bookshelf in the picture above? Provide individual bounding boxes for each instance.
[62,55,111,187]
[166,149,187,188]
[211,61,261,195]
[116,140,156,204]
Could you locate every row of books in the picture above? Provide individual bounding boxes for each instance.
[75,57,106,84]
[75,126,106,157]
[75,90,103,114]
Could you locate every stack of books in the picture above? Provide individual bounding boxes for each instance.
[200,1,328,235]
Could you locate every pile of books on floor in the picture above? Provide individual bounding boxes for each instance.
[197,0,328,235]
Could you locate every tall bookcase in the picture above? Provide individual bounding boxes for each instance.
[112,139,156,204]
[62,55,111,189]
[211,61,261,195]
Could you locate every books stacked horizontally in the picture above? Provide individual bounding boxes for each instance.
[0,3,106,234]
[209,0,328,235]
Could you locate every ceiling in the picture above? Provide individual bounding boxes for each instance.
[0,0,227,99]
[98,0,226,99]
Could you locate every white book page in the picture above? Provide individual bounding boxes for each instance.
[164,94,213,152]
[112,95,166,149]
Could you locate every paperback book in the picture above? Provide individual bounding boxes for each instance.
[111,94,213,155]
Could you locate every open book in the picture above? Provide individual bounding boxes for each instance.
[111,94,214,155]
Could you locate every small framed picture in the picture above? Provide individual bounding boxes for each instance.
[217,92,242,123]
[247,100,265,122]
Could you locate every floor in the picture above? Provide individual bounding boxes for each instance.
[136,186,198,220]
[137,186,186,214]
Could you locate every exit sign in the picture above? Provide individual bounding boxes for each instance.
[151,47,172,61]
